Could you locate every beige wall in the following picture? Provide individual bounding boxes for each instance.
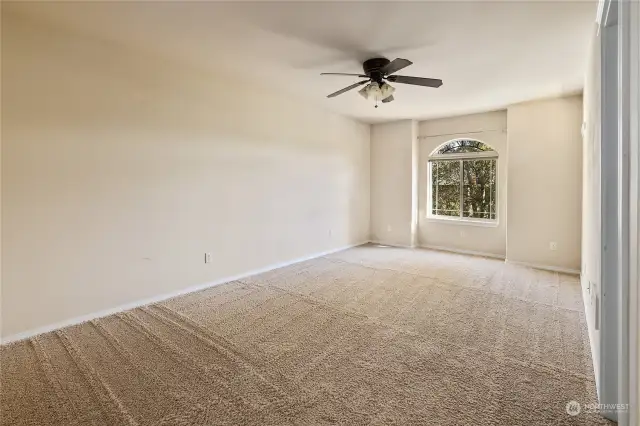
[370,120,416,247]
[416,102,582,265]
[1,9,370,338]
[419,111,507,137]
[417,111,508,257]
[506,95,583,271]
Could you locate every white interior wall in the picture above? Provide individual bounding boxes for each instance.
[419,111,508,138]
[1,9,370,339]
[582,23,602,388]
[410,120,419,247]
[417,111,508,257]
[370,120,416,247]
[373,103,583,267]
[506,96,583,272]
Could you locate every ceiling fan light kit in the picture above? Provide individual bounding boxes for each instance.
[321,57,443,107]
[358,82,395,102]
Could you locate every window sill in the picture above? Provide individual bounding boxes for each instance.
[426,216,499,228]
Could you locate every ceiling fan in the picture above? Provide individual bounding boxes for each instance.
[321,57,442,107]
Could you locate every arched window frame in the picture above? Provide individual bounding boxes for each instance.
[427,139,498,224]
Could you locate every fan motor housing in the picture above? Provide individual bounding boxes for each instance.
[363,58,390,83]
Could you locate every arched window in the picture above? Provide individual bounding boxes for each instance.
[428,139,497,222]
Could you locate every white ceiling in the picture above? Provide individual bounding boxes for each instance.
[13,1,597,123]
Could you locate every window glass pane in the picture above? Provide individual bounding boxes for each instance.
[432,160,460,216]
[462,159,496,219]
[436,139,495,154]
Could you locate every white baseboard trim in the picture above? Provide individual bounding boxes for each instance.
[1,241,368,345]
[580,274,600,400]
[505,260,580,275]
[419,244,506,260]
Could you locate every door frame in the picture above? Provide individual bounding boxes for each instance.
[599,2,619,420]
[597,0,639,424]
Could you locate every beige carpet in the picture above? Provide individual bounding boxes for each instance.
[1,244,614,425]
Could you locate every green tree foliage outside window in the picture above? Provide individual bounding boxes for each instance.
[430,140,497,220]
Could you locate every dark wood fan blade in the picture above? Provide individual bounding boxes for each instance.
[327,80,370,98]
[387,75,443,87]
[382,95,394,103]
[381,58,412,76]
[321,72,368,78]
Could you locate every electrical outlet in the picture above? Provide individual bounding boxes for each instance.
[204,253,212,264]
[549,242,558,251]
[387,225,392,232]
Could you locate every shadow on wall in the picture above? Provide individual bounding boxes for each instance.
[1,8,370,338]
